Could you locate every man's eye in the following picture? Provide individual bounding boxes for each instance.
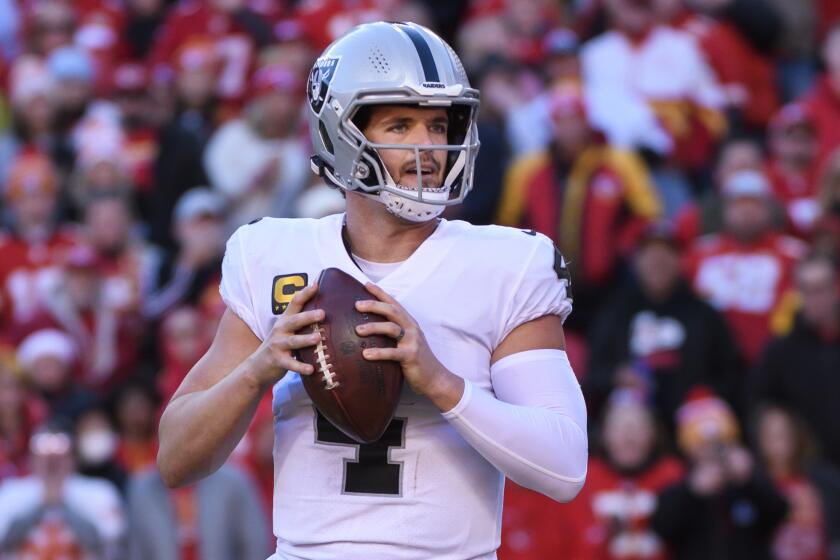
[388,124,407,133]
[430,124,448,134]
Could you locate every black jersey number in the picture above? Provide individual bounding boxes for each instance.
[314,410,406,496]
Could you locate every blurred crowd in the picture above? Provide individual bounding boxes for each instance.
[0,0,838,559]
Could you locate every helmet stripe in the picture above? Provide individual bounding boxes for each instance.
[395,24,440,83]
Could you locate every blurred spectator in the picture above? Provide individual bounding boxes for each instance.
[765,0,818,101]
[83,192,161,317]
[581,0,726,171]
[0,152,81,332]
[127,465,270,560]
[505,30,582,157]
[652,388,788,560]
[156,306,210,405]
[74,406,127,494]
[754,405,840,560]
[669,0,782,131]
[204,63,309,232]
[753,254,840,470]
[674,136,766,245]
[16,328,96,422]
[112,382,159,475]
[556,391,684,559]
[684,170,806,368]
[110,62,161,220]
[144,188,226,322]
[587,224,741,438]
[498,85,661,330]
[124,0,167,59]
[148,0,279,106]
[21,0,76,57]
[149,39,218,250]
[0,57,61,182]
[766,103,822,238]
[46,46,97,146]
[0,420,125,559]
[0,349,47,481]
[72,0,129,93]
[19,245,144,394]
[802,23,840,170]
[454,55,518,224]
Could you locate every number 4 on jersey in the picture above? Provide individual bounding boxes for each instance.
[315,410,406,496]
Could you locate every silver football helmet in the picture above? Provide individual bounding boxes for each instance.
[306,21,480,221]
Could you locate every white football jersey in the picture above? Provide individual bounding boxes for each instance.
[219,213,571,560]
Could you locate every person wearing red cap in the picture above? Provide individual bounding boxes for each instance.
[766,103,822,238]
[203,63,309,230]
[498,84,661,331]
[0,152,82,335]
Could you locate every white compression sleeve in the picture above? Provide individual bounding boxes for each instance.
[441,349,588,502]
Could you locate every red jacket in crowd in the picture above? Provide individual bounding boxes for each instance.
[498,147,661,289]
[684,232,806,364]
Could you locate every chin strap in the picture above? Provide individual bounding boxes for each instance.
[379,185,450,222]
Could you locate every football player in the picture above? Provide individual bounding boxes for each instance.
[158,22,587,559]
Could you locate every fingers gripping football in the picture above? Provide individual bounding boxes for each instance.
[354,283,445,396]
[256,283,324,381]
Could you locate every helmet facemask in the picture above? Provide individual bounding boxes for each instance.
[328,95,479,220]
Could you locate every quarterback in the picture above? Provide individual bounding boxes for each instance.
[158,22,587,560]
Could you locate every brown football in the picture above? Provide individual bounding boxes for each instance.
[296,268,404,443]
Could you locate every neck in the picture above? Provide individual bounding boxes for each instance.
[344,193,439,263]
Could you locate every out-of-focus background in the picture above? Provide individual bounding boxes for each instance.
[0,0,838,558]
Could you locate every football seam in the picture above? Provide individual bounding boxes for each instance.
[311,323,339,390]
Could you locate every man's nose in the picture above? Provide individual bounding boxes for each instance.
[406,124,435,146]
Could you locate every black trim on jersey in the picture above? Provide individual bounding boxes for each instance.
[395,24,440,83]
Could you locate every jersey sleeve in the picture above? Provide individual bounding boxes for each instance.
[499,233,573,342]
[219,226,261,338]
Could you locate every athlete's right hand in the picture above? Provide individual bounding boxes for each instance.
[250,283,323,386]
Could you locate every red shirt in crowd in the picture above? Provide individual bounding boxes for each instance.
[684,232,806,364]
[772,476,829,560]
[0,229,82,333]
[558,456,685,560]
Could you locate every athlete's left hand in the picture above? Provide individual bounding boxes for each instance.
[355,283,464,411]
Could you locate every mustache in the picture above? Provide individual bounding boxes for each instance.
[399,158,441,175]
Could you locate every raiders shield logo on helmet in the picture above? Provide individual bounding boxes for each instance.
[308,57,340,114]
